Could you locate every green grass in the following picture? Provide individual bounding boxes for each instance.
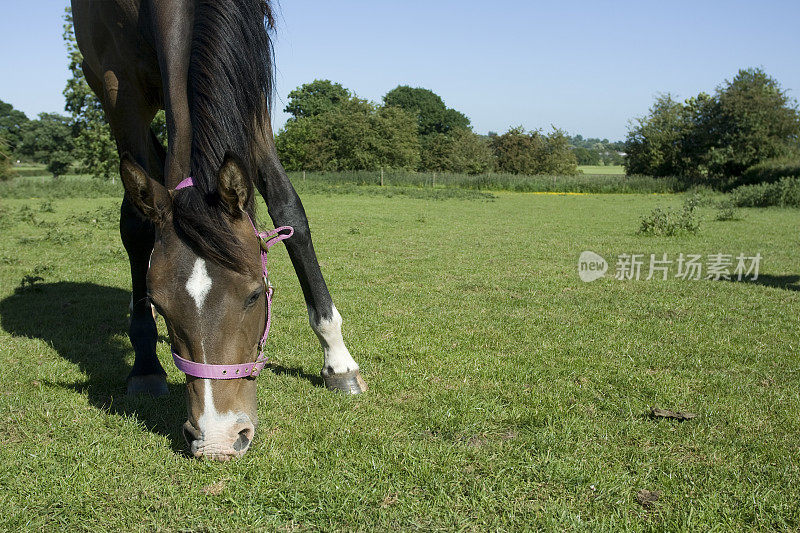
[2,170,681,198]
[0,174,123,197]
[287,169,680,194]
[0,187,799,530]
[579,165,626,175]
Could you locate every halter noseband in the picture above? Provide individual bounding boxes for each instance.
[169,176,293,379]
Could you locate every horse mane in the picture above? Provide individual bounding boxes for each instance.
[172,0,275,273]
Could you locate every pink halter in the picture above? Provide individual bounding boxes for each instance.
[170,177,293,379]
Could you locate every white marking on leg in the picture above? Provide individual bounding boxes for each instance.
[186,258,212,311]
[309,305,358,374]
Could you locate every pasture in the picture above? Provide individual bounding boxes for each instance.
[578,165,626,175]
[0,180,798,530]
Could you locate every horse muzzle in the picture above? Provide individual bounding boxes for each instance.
[182,416,255,461]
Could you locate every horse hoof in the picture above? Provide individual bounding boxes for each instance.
[127,374,169,397]
[322,369,368,394]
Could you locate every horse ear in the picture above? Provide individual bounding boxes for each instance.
[119,154,171,224]
[217,152,251,216]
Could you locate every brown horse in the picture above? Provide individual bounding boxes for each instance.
[71,0,366,461]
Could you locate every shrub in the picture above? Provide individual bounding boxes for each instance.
[737,157,800,187]
[638,194,701,236]
[0,152,11,182]
[715,198,740,221]
[491,126,578,175]
[420,129,494,175]
[47,152,73,179]
[729,177,800,207]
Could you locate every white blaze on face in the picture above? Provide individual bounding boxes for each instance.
[186,258,212,311]
[195,380,239,437]
[309,305,358,374]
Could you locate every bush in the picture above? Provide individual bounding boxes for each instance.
[491,126,578,175]
[730,177,800,207]
[737,157,800,187]
[638,194,701,236]
[0,152,11,182]
[47,152,73,179]
[420,129,494,175]
[715,198,741,221]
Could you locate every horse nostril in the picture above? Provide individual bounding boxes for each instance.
[233,428,252,452]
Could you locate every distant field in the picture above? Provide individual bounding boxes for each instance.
[7,165,670,197]
[286,169,678,194]
[579,165,626,175]
[0,179,798,529]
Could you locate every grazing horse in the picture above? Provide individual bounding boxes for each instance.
[71,0,367,461]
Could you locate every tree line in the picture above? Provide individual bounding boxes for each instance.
[3,9,798,186]
[0,9,579,182]
[275,80,578,176]
[569,135,625,166]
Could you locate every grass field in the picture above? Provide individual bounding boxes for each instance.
[579,165,626,176]
[284,169,680,195]
[0,181,799,530]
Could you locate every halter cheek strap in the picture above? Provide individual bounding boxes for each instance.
[169,177,293,379]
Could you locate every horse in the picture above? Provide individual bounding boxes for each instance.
[71,0,367,461]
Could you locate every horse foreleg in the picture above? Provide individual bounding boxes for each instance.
[258,164,367,394]
[120,196,168,396]
[90,66,168,396]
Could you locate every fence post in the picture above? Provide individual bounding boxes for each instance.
[433,172,436,187]
[380,167,384,187]
[303,170,306,182]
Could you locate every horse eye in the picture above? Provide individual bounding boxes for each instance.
[245,290,261,307]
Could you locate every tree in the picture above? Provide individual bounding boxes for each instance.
[707,68,800,180]
[276,98,420,171]
[0,99,29,154]
[284,80,351,120]
[625,69,800,186]
[63,7,118,180]
[624,94,689,177]
[19,113,75,178]
[573,146,600,165]
[383,86,470,136]
[543,128,580,175]
[421,129,494,174]
[47,152,74,179]
[569,135,625,166]
[0,138,12,181]
[491,126,578,175]
[151,110,168,148]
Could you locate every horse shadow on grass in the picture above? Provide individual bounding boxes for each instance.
[0,281,322,455]
[726,274,800,292]
[0,281,188,452]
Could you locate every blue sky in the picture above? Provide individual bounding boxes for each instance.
[1,0,798,141]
